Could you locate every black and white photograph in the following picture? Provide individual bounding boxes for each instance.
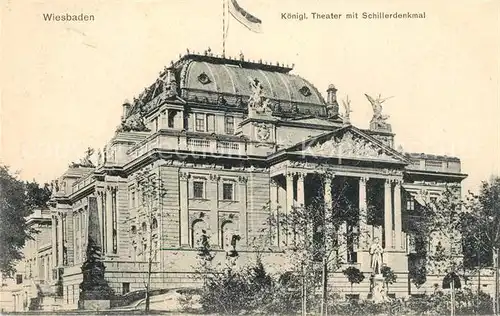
[0,0,499,314]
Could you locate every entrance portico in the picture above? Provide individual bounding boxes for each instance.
[268,126,410,272]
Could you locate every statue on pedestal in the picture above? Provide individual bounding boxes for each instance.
[341,96,352,125]
[247,77,274,117]
[365,94,392,131]
[369,237,384,275]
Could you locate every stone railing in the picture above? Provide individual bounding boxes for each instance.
[405,154,461,173]
[128,134,245,159]
[72,175,95,192]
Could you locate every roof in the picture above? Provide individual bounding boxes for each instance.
[177,54,327,116]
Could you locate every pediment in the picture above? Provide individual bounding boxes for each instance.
[290,126,408,163]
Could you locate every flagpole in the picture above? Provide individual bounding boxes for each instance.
[222,0,226,57]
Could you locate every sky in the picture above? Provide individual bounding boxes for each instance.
[1,0,499,194]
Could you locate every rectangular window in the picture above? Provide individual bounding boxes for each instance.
[224,116,234,134]
[16,274,23,284]
[206,114,215,132]
[122,283,130,295]
[195,114,205,132]
[222,183,234,201]
[193,181,204,199]
[406,196,415,211]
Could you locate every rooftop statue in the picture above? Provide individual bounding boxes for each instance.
[248,77,273,116]
[341,96,352,125]
[69,147,95,168]
[365,93,392,130]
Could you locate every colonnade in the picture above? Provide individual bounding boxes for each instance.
[270,170,405,264]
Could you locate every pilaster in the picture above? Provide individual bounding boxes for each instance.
[209,174,219,248]
[238,175,248,246]
[179,172,189,246]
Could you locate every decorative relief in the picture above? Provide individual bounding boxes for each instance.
[209,174,219,182]
[299,86,312,97]
[305,132,396,161]
[255,123,271,142]
[179,172,190,180]
[197,72,211,85]
[237,176,248,183]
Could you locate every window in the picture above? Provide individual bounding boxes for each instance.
[224,116,234,134]
[406,196,415,211]
[142,222,147,233]
[168,110,178,128]
[195,114,205,132]
[122,283,130,295]
[206,114,215,132]
[131,225,137,234]
[222,183,234,201]
[193,181,205,199]
[151,218,158,230]
[131,190,136,208]
[16,274,23,284]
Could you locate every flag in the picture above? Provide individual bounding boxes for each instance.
[228,0,262,33]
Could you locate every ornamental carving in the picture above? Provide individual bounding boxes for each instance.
[255,123,271,142]
[305,132,396,161]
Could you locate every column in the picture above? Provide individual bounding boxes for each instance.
[106,187,113,254]
[57,214,64,266]
[296,173,305,207]
[358,177,368,249]
[285,172,294,245]
[179,172,189,246]
[238,176,248,245]
[384,179,393,250]
[270,178,279,246]
[393,179,402,250]
[51,216,57,271]
[324,176,332,207]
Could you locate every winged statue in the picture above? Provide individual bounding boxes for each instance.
[365,93,393,129]
[341,96,353,124]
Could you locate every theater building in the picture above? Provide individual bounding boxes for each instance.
[7,52,480,310]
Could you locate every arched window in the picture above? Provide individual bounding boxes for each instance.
[191,219,207,248]
[221,221,236,250]
[141,222,147,233]
[131,225,137,234]
[151,217,158,230]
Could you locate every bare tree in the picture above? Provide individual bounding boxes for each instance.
[266,170,366,316]
[133,168,167,312]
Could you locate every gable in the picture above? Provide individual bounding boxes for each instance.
[289,126,409,164]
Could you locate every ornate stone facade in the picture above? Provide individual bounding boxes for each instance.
[14,53,471,310]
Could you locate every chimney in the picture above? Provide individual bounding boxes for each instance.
[326,84,339,116]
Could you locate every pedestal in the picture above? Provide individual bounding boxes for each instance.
[370,274,390,303]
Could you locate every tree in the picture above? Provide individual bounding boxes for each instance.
[381,265,397,292]
[0,166,51,277]
[465,177,500,314]
[133,168,167,312]
[343,266,365,293]
[267,170,365,316]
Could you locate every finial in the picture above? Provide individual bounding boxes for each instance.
[291,63,295,68]
[170,61,174,67]
[186,48,190,54]
[239,51,244,61]
[178,53,181,59]
[258,58,262,63]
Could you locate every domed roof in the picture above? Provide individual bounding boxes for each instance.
[176,54,327,116]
